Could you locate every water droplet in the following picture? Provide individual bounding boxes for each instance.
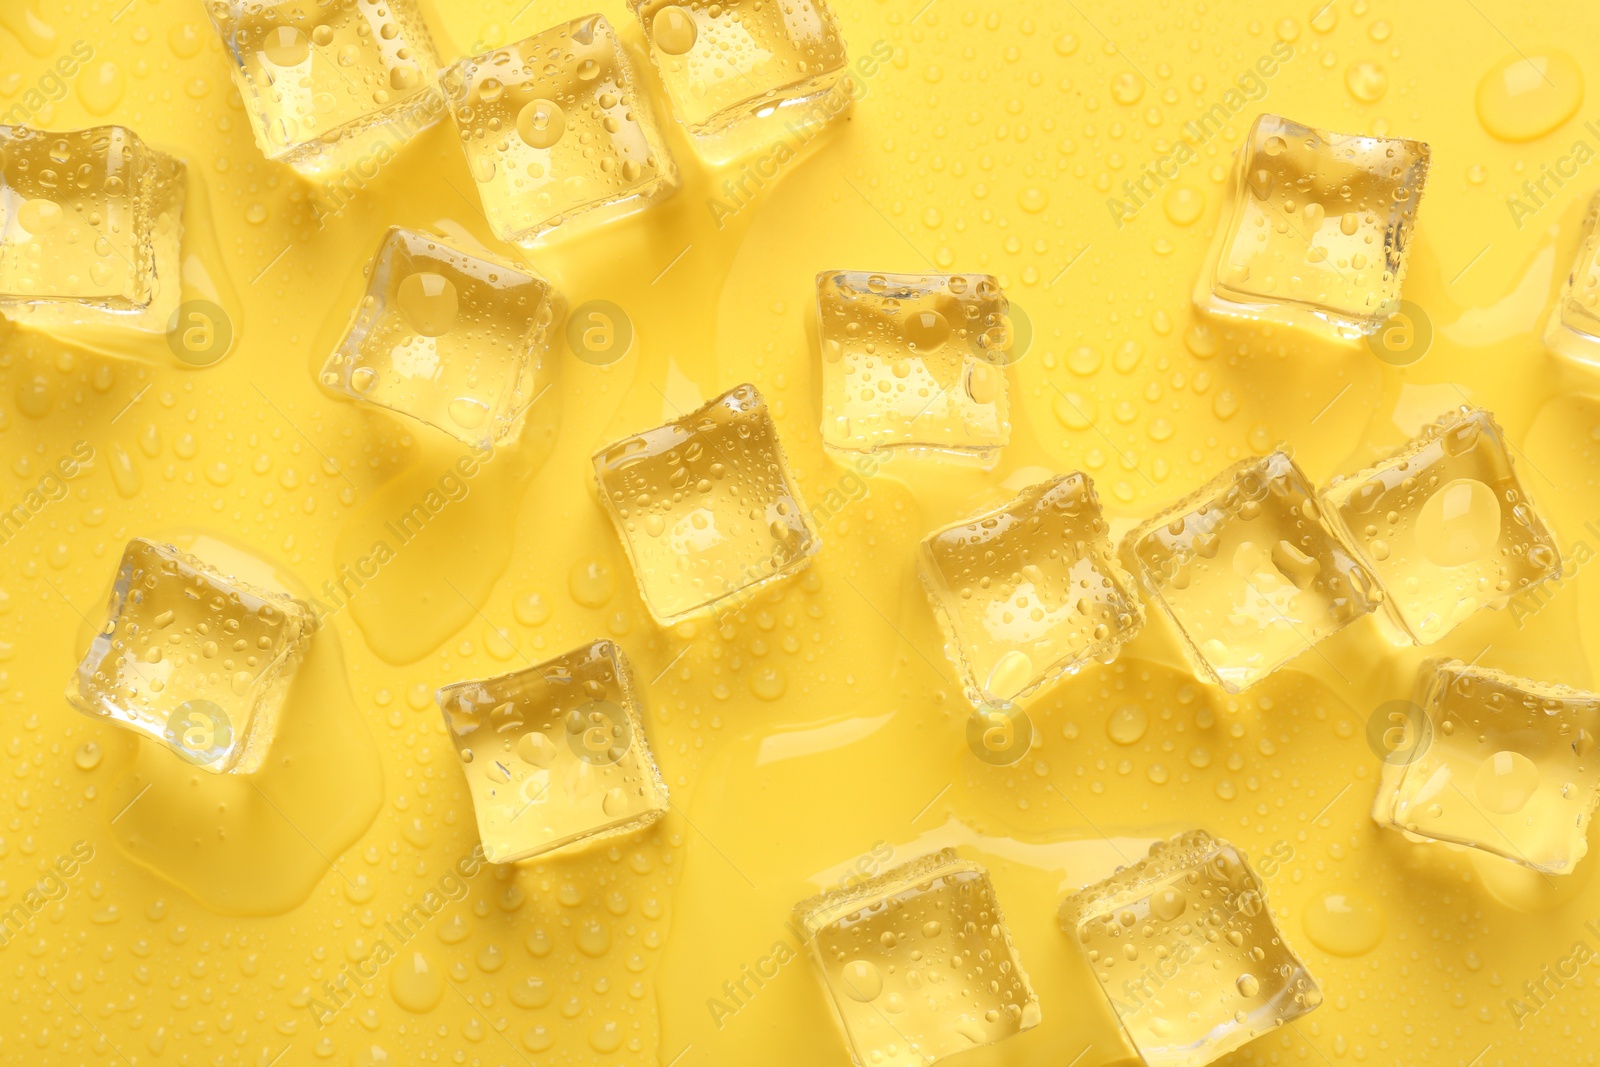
[1475,749,1540,814]
[1476,51,1584,142]
[389,951,444,1012]
[652,6,698,54]
[262,25,310,66]
[841,959,883,1001]
[1302,888,1386,955]
[1416,478,1500,567]
[518,99,566,149]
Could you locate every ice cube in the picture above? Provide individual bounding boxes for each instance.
[318,226,559,447]
[629,0,850,163]
[593,383,820,625]
[65,538,318,775]
[0,125,185,334]
[816,271,1012,465]
[918,473,1142,706]
[1545,190,1600,366]
[442,15,678,245]
[1122,450,1377,692]
[206,0,443,175]
[436,639,669,864]
[1194,113,1430,341]
[1319,407,1561,644]
[1060,830,1323,1067]
[795,848,1040,1067]
[1372,659,1600,874]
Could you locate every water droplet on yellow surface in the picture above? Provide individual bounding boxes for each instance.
[904,310,950,351]
[1163,185,1204,225]
[1475,750,1540,814]
[1416,478,1500,567]
[1303,887,1385,955]
[397,272,458,337]
[514,591,550,625]
[1476,51,1583,142]
[448,397,490,430]
[1110,72,1144,104]
[73,741,102,770]
[262,25,310,66]
[78,60,126,114]
[1151,888,1186,921]
[1309,3,1338,33]
[841,959,883,1001]
[1018,187,1049,213]
[17,197,62,234]
[750,667,787,701]
[1236,973,1261,997]
[16,373,53,417]
[518,99,566,149]
[985,650,1033,699]
[569,559,615,607]
[1345,61,1387,103]
[390,951,444,1012]
[1107,705,1148,744]
[652,6,698,54]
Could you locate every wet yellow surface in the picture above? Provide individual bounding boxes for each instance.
[3,1,1600,1065]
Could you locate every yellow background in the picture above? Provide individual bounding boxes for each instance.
[2,0,1599,1064]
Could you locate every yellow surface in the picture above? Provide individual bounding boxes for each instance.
[5,1,1600,1066]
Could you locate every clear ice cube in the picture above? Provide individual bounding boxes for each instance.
[1373,659,1600,874]
[436,640,669,864]
[1545,190,1600,366]
[593,383,821,625]
[65,538,318,775]
[817,270,1012,465]
[443,15,678,245]
[1060,830,1323,1067]
[630,0,851,162]
[795,848,1041,1067]
[206,0,444,175]
[1194,113,1430,341]
[1319,407,1561,644]
[918,473,1142,706]
[318,226,559,447]
[1122,450,1377,692]
[0,124,185,334]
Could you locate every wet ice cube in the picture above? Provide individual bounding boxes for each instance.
[593,383,820,625]
[817,271,1012,465]
[1060,830,1322,1067]
[1319,407,1561,644]
[795,848,1040,1067]
[1194,113,1430,341]
[1122,450,1376,692]
[436,639,669,864]
[1372,659,1600,874]
[918,473,1142,707]
[443,15,677,245]
[630,0,850,163]
[206,0,443,175]
[0,124,185,335]
[318,226,559,447]
[1545,190,1600,366]
[65,538,318,775]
